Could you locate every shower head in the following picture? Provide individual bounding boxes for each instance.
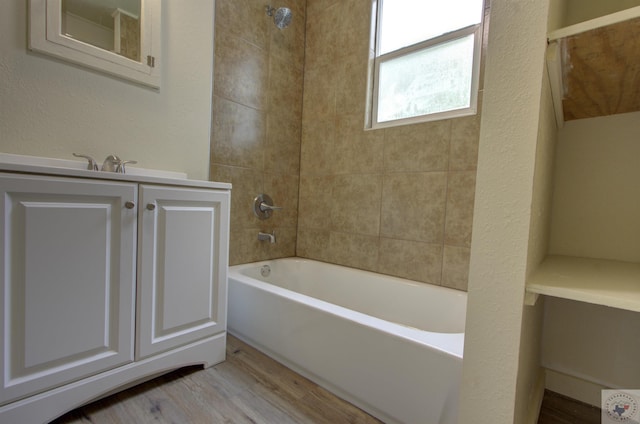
[266,5,292,29]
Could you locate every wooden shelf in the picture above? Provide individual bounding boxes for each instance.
[547,6,640,126]
[525,255,640,312]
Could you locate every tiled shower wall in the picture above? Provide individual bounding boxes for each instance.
[296,0,480,290]
[210,0,306,265]
[211,0,480,290]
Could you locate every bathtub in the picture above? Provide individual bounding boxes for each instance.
[227,258,466,424]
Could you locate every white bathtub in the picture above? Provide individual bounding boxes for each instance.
[227,258,467,424]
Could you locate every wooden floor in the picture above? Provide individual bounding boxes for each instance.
[51,335,601,424]
[51,335,382,424]
[537,390,601,424]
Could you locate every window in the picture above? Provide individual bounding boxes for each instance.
[368,0,484,128]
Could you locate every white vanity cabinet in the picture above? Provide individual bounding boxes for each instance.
[0,167,230,424]
[0,174,138,405]
[137,185,228,359]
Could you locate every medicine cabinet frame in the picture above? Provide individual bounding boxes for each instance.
[29,0,161,88]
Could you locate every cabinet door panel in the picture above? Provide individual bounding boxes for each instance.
[0,174,136,405]
[137,185,229,359]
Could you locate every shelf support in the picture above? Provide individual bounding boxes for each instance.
[524,291,539,306]
[546,40,565,129]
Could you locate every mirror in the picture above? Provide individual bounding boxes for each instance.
[29,0,161,88]
[61,0,141,62]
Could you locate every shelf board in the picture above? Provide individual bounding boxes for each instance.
[526,255,640,312]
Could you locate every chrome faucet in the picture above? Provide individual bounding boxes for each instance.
[101,155,137,173]
[258,231,276,244]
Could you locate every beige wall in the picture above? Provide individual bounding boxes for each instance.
[0,0,214,180]
[210,0,305,265]
[297,0,481,290]
[459,0,550,422]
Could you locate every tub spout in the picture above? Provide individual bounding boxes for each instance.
[258,231,276,244]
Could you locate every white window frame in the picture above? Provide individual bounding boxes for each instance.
[368,0,484,129]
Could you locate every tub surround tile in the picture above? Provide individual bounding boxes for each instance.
[442,245,471,291]
[378,238,443,284]
[265,112,301,176]
[302,65,337,120]
[298,175,335,230]
[212,1,304,266]
[449,115,481,171]
[444,171,477,247]
[263,174,299,228]
[215,0,269,50]
[328,232,379,272]
[335,53,369,117]
[212,96,266,170]
[300,118,337,175]
[381,172,447,243]
[267,55,304,120]
[335,113,384,174]
[297,228,331,262]
[214,33,269,111]
[383,120,451,172]
[330,174,382,237]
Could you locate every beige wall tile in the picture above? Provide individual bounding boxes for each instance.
[298,175,335,230]
[328,232,379,271]
[302,65,337,120]
[300,118,337,175]
[211,95,265,169]
[263,173,299,228]
[441,245,471,291]
[265,111,301,175]
[450,114,481,171]
[335,113,384,174]
[210,165,263,230]
[378,238,443,284]
[383,120,451,172]
[381,172,447,243]
[215,0,269,50]
[297,228,331,262]
[214,32,269,110]
[268,55,304,120]
[445,171,477,247]
[331,174,382,236]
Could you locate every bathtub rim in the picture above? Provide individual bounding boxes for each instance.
[228,258,465,359]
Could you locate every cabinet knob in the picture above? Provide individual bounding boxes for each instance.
[146,203,156,211]
[125,201,135,209]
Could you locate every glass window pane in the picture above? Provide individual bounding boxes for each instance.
[377,34,475,123]
[379,0,483,54]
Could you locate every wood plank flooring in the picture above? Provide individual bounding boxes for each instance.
[537,390,601,424]
[51,335,382,424]
[50,335,602,424]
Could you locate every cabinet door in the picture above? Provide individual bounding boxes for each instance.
[0,174,137,405]
[137,185,229,359]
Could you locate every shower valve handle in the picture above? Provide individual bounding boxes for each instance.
[259,202,283,212]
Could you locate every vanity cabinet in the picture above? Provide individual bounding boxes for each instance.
[0,170,230,423]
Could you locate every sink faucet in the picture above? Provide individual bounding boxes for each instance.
[258,231,276,244]
[101,155,137,173]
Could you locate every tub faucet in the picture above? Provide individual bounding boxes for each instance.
[258,231,276,244]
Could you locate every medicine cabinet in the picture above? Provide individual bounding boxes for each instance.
[29,0,161,88]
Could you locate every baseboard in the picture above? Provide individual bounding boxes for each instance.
[525,370,546,424]
[544,368,609,407]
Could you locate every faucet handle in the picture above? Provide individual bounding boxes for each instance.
[253,194,282,220]
[116,160,137,174]
[72,153,98,171]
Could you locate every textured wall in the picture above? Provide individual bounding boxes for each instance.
[0,0,214,180]
[297,0,481,290]
[459,0,550,422]
[210,0,305,265]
